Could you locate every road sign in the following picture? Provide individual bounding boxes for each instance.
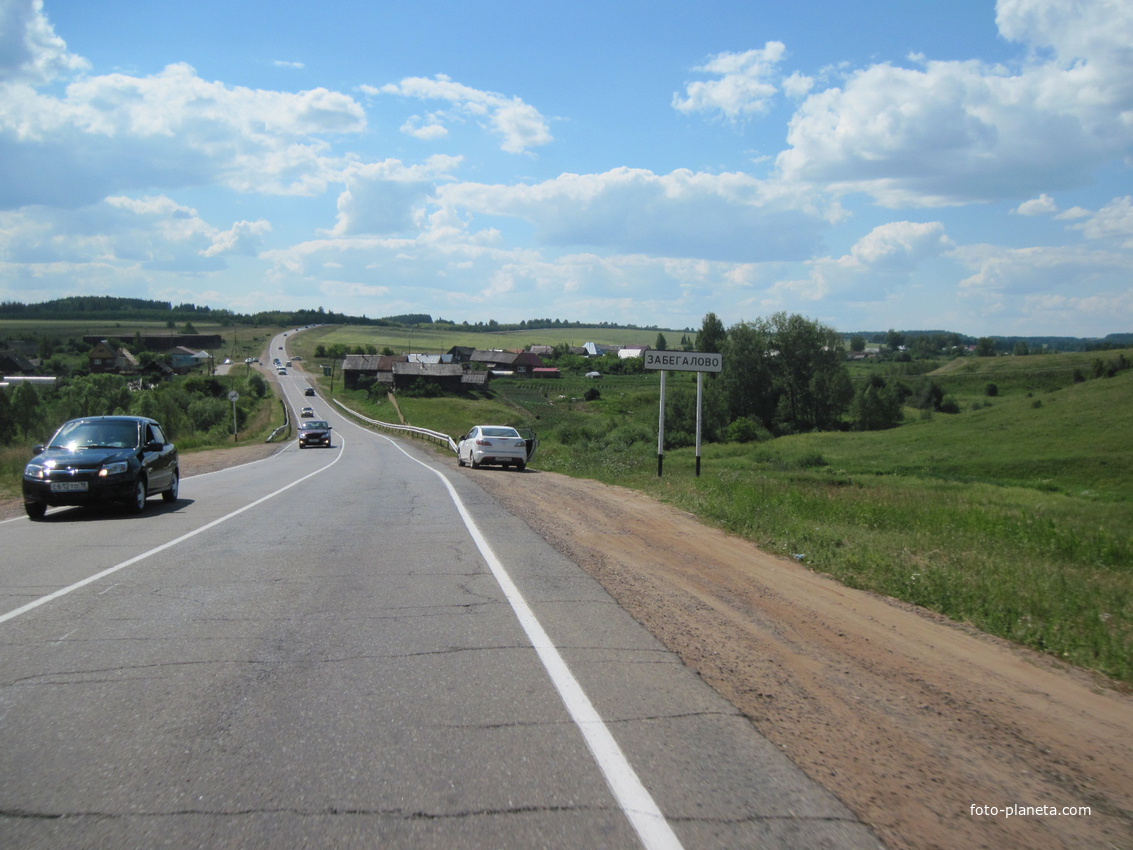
[643,350,722,373]
[228,390,240,401]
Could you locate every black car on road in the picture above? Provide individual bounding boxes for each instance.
[298,419,332,448]
[22,416,180,520]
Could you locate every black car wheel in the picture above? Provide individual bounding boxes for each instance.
[128,477,148,514]
[24,502,46,520]
[162,469,179,503]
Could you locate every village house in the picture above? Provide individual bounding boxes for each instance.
[341,354,489,392]
[88,340,120,373]
[469,349,545,376]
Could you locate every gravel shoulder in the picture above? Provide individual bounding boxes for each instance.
[463,464,1133,850]
[7,442,1131,849]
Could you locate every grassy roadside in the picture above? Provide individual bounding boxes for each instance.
[336,366,1133,684]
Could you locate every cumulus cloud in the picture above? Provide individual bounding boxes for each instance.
[0,0,87,84]
[775,0,1133,207]
[0,49,368,209]
[202,218,272,257]
[376,74,552,153]
[956,242,1133,303]
[1071,196,1133,246]
[1015,193,1058,215]
[438,167,831,263]
[0,193,268,285]
[330,155,460,236]
[673,42,787,119]
[773,221,952,302]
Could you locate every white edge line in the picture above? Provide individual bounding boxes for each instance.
[380,435,685,850]
[0,440,344,626]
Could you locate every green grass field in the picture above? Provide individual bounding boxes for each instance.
[325,348,1133,684]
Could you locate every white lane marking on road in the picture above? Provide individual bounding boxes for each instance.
[381,437,686,850]
[0,439,345,626]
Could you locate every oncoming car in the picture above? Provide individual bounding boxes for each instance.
[300,406,315,418]
[22,416,179,520]
[298,419,332,448]
[457,425,533,471]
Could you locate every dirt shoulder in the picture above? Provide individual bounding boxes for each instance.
[8,443,1132,848]
[465,465,1133,850]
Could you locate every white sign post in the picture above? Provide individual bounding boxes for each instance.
[228,389,240,442]
[643,351,723,477]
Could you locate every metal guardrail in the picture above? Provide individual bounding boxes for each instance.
[267,398,291,442]
[333,399,459,453]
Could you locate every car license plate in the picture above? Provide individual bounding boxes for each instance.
[50,481,88,492]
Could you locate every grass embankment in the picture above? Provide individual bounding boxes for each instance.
[333,357,1132,684]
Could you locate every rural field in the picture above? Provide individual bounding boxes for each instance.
[288,326,1133,686]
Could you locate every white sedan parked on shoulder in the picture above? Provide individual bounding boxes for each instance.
[457,425,530,471]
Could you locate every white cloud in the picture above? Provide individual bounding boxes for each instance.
[0,0,87,84]
[0,58,367,209]
[775,0,1133,207]
[673,42,787,119]
[273,60,305,70]
[773,221,952,302]
[378,74,552,154]
[329,155,460,236]
[1071,196,1133,246]
[0,192,269,296]
[202,218,272,257]
[438,167,832,263]
[1014,193,1058,215]
[955,242,1133,298]
[400,113,449,141]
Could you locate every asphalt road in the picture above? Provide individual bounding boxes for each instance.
[0,333,882,849]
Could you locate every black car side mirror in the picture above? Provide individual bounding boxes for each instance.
[145,440,164,452]
[32,444,44,456]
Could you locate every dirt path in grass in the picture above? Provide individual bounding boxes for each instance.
[6,443,1131,849]
[463,464,1133,850]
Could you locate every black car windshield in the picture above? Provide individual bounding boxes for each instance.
[52,420,139,449]
[303,421,329,429]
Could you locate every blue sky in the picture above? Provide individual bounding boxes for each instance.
[1,0,1131,337]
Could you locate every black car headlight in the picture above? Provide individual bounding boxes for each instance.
[25,463,46,479]
[99,461,129,477]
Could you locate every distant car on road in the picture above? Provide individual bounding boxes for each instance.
[22,416,179,519]
[300,406,315,418]
[298,419,332,448]
[457,425,532,471]
[304,387,316,396]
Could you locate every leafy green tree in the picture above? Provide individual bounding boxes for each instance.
[655,332,668,351]
[718,313,852,434]
[718,320,778,427]
[851,375,904,431]
[696,312,726,353]
[10,380,41,440]
[0,387,13,445]
[976,337,998,357]
[767,312,853,433]
[52,374,132,420]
